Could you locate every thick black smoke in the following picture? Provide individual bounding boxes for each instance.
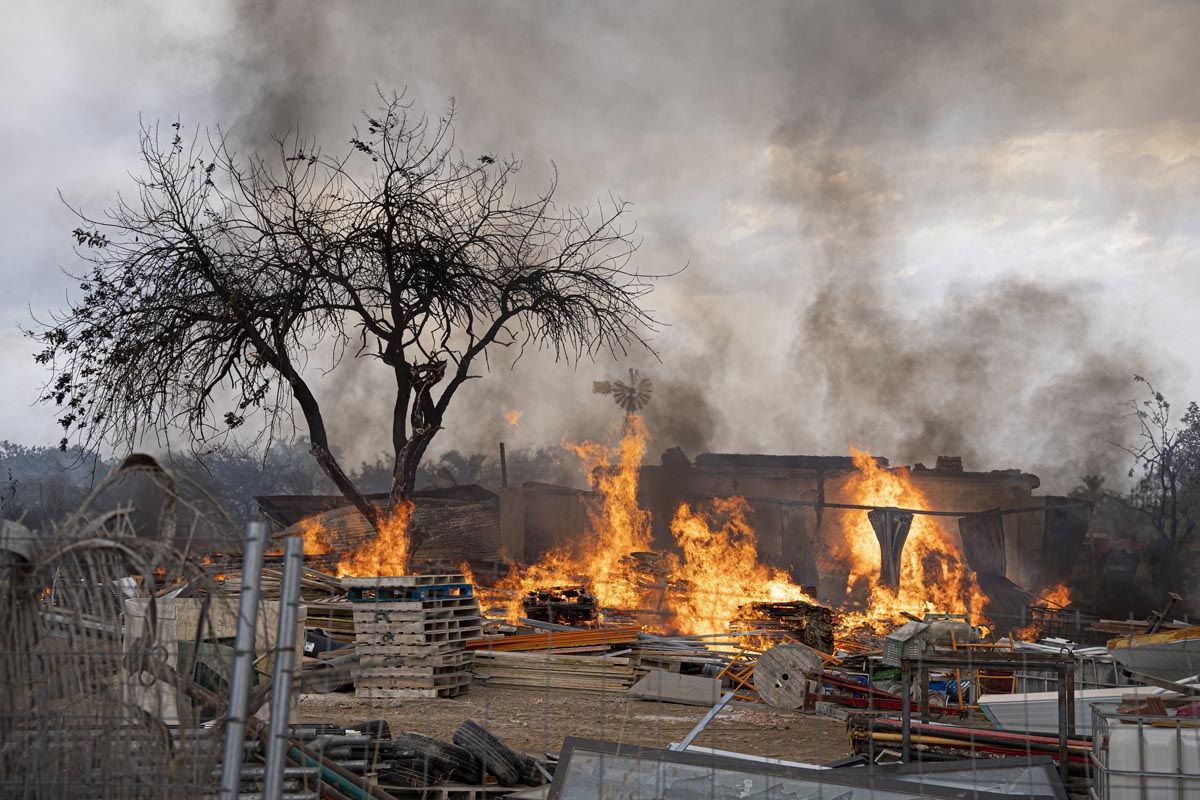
[16,1,1198,492]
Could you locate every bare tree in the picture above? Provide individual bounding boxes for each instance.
[1118,376,1200,592]
[30,91,662,543]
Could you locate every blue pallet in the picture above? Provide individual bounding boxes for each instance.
[347,583,474,602]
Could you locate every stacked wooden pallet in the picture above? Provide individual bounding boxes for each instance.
[472,650,639,694]
[345,574,482,700]
[305,596,356,640]
[466,625,639,652]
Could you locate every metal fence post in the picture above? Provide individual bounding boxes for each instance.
[263,534,304,800]
[219,521,267,800]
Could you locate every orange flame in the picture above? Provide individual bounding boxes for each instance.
[667,497,819,636]
[300,515,332,556]
[483,416,652,621]
[299,503,416,577]
[560,414,654,608]
[504,409,523,427]
[838,446,985,631]
[1036,583,1072,609]
[1011,583,1073,640]
[336,502,415,577]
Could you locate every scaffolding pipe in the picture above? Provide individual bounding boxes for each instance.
[263,534,304,800]
[219,521,267,800]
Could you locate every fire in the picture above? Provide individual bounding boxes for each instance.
[560,415,654,608]
[667,497,818,636]
[336,502,415,577]
[301,515,332,556]
[299,502,416,577]
[1036,583,1072,609]
[504,409,523,427]
[839,446,984,630]
[484,416,653,620]
[1010,583,1074,641]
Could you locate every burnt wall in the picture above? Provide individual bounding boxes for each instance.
[509,454,1063,605]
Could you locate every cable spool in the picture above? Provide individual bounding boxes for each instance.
[753,643,824,709]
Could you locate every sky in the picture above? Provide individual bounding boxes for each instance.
[2,0,1198,492]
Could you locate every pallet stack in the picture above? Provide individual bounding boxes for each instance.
[344,574,482,700]
[471,651,639,694]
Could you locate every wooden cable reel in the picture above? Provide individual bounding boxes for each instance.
[753,643,824,709]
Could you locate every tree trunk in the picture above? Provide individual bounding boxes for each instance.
[310,440,381,530]
[389,430,437,548]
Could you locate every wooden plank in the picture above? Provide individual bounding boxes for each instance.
[466,626,637,652]
[355,683,469,699]
[353,628,481,646]
[473,651,631,667]
[351,617,481,634]
[342,574,467,588]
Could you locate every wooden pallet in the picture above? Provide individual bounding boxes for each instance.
[354,681,470,700]
[353,598,481,619]
[352,616,482,635]
[344,574,474,603]
[343,574,468,588]
[472,651,638,694]
[347,575,481,698]
[355,670,473,688]
[354,625,481,645]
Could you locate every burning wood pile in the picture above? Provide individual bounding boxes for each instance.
[730,599,835,653]
[520,585,598,626]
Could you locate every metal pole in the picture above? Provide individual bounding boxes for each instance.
[219,521,267,800]
[919,665,930,724]
[499,442,508,489]
[900,660,912,762]
[263,534,304,800]
[671,691,736,751]
[1056,665,1070,788]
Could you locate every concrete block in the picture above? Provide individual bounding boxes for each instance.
[629,669,722,706]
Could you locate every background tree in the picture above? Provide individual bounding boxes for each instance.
[31,91,662,546]
[1119,376,1200,593]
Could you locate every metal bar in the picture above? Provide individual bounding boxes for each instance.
[220,521,268,800]
[263,534,304,800]
[1057,666,1070,787]
[919,665,930,724]
[670,691,736,751]
[685,492,1088,518]
[900,661,912,762]
[499,442,508,488]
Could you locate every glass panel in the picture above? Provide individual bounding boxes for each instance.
[887,764,1058,796]
[555,746,1019,800]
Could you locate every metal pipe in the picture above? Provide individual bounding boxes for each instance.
[670,691,735,751]
[263,534,304,800]
[499,442,508,488]
[900,661,912,762]
[219,521,267,800]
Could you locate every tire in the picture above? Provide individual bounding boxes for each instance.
[378,760,437,789]
[391,732,478,782]
[413,735,484,784]
[452,720,523,787]
[519,755,550,786]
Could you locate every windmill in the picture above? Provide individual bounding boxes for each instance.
[592,369,653,417]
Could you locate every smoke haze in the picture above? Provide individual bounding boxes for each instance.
[4,1,1200,491]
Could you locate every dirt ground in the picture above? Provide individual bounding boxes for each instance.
[299,684,851,764]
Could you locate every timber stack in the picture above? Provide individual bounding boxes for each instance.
[344,573,482,700]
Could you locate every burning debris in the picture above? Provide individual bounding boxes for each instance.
[839,447,987,632]
[731,600,836,653]
[521,585,599,626]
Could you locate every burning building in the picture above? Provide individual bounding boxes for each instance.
[503,433,1091,634]
[258,419,1092,637]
